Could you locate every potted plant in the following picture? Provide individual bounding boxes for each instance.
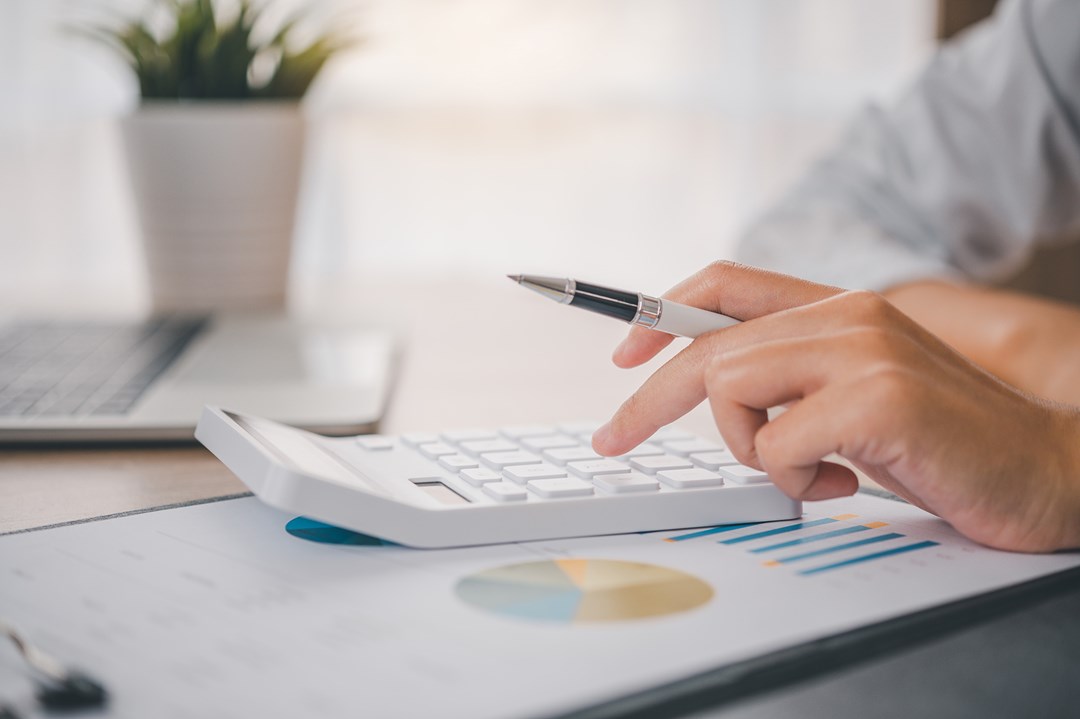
[85,0,352,311]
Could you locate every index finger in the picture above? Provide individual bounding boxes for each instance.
[612,261,843,368]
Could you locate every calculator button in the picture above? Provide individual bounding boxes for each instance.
[419,442,458,459]
[566,459,632,479]
[690,450,741,470]
[542,446,601,466]
[484,483,528,502]
[527,478,594,499]
[503,463,568,484]
[657,468,725,489]
[592,473,660,494]
[717,465,771,485]
[356,436,394,451]
[460,468,503,486]
[402,432,439,447]
[617,443,665,459]
[480,451,543,470]
[439,454,480,471]
[499,425,556,439]
[440,429,498,443]
[460,439,519,456]
[520,434,579,452]
[629,455,695,475]
[557,421,602,436]
[661,438,725,456]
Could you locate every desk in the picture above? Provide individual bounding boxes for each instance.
[3,274,1079,718]
[0,272,721,532]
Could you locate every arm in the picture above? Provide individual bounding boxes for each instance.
[599,263,1080,553]
[736,0,1080,403]
[737,0,1080,290]
[884,280,1080,406]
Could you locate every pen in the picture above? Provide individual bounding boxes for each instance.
[508,274,740,338]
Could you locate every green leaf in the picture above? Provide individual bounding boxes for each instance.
[71,0,354,100]
[262,36,355,99]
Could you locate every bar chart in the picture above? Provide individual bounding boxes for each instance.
[663,512,940,577]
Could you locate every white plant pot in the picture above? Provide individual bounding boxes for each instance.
[121,102,304,312]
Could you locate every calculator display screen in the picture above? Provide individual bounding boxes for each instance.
[413,481,471,505]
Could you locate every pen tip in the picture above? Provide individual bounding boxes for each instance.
[507,274,523,283]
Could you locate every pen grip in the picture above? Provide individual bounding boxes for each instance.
[654,300,740,338]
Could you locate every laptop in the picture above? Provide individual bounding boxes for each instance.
[0,314,397,443]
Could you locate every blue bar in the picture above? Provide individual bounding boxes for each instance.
[666,523,759,542]
[720,517,837,545]
[751,524,870,553]
[772,533,903,564]
[799,540,939,576]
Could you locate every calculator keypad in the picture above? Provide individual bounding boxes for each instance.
[356,423,771,503]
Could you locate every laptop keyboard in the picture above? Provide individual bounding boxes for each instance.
[0,318,207,418]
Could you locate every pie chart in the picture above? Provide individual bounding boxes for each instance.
[455,559,713,623]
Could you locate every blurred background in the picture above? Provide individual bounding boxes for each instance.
[0,0,941,315]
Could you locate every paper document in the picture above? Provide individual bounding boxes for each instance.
[1,493,1077,718]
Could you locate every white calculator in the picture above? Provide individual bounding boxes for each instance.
[196,407,801,548]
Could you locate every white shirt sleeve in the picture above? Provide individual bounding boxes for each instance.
[735,0,1080,291]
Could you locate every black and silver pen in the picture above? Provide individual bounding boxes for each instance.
[508,275,740,338]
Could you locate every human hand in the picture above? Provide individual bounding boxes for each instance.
[592,262,1080,552]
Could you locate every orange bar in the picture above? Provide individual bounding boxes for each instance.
[864,521,889,529]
